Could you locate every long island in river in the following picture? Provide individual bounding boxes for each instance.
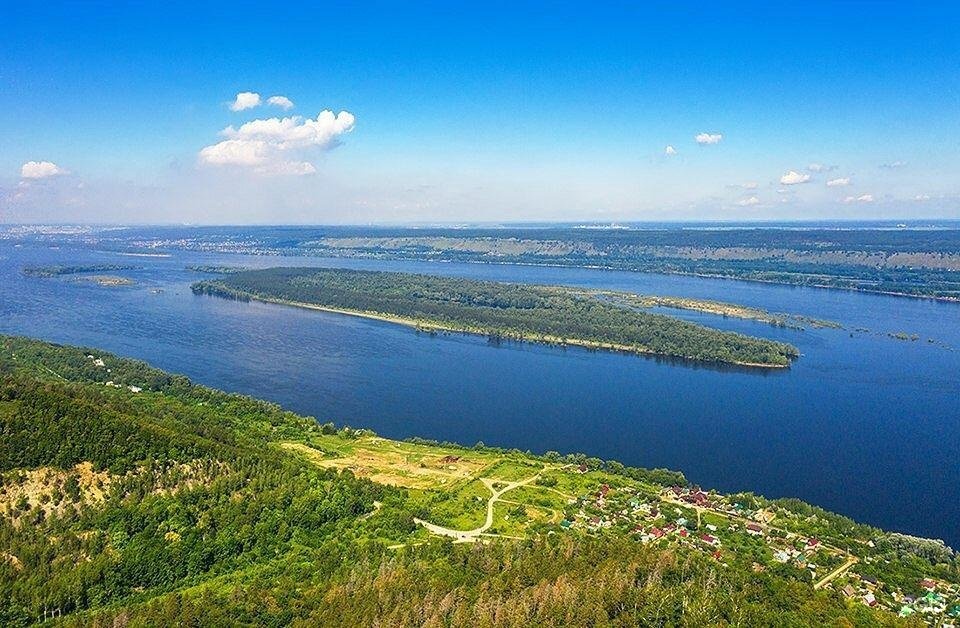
[191,267,800,368]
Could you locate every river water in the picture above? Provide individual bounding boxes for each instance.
[1,233,957,547]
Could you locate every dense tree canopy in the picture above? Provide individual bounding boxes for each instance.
[193,268,799,367]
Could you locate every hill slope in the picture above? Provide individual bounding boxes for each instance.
[1,336,953,626]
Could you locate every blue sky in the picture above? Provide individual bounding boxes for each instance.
[2,1,959,223]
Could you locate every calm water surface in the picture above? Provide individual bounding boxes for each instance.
[1,238,958,547]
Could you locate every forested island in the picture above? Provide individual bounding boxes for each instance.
[191,267,800,367]
[1,336,957,626]
[21,264,139,278]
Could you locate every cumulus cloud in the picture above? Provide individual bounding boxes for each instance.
[779,170,811,185]
[737,196,760,207]
[880,160,907,169]
[695,132,723,145]
[229,92,262,111]
[826,177,850,187]
[267,95,295,110]
[199,110,356,175]
[20,161,67,179]
[807,163,837,173]
[664,145,677,156]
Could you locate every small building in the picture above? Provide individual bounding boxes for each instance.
[746,523,763,536]
[863,593,877,607]
[842,585,856,598]
[921,578,937,591]
[700,533,718,546]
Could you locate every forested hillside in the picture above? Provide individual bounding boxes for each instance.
[0,336,946,626]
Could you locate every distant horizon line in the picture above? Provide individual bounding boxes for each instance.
[4,218,960,229]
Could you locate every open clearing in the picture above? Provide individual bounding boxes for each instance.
[281,438,498,490]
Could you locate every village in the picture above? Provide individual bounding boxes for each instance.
[561,479,960,625]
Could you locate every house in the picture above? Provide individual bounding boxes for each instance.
[861,574,878,587]
[439,455,461,464]
[577,464,589,474]
[705,524,717,532]
[863,593,878,607]
[700,534,718,546]
[805,538,820,550]
[921,579,937,591]
[649,527,665,539]
[842,585,856,598]
[678,528,689,538]
[746,523,763,536]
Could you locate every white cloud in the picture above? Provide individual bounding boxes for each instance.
[695,132,722,145]
[267,95,295,110]
[737,196,760,207]
[664,145,677,156]
[229,92,262,111]
[844,194,874,204]
[807,163,837,173]
[20,161,67,179]
[741,182,758,190]
[826,177,850,187]
[914,193,930,201]
[880,160,907,169]
[779,170,811,185]
[199,110,356,175]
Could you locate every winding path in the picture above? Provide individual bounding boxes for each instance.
[414,475,540,541]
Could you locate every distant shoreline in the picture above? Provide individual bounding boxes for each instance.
[297,251,960,303]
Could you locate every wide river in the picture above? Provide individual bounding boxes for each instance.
[1,236,958,547]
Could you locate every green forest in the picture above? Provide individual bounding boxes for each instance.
[1,336,954,626]
[191,267,799,367]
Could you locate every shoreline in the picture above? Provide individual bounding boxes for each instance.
[218,293,791,369]
[301,251,960,303]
